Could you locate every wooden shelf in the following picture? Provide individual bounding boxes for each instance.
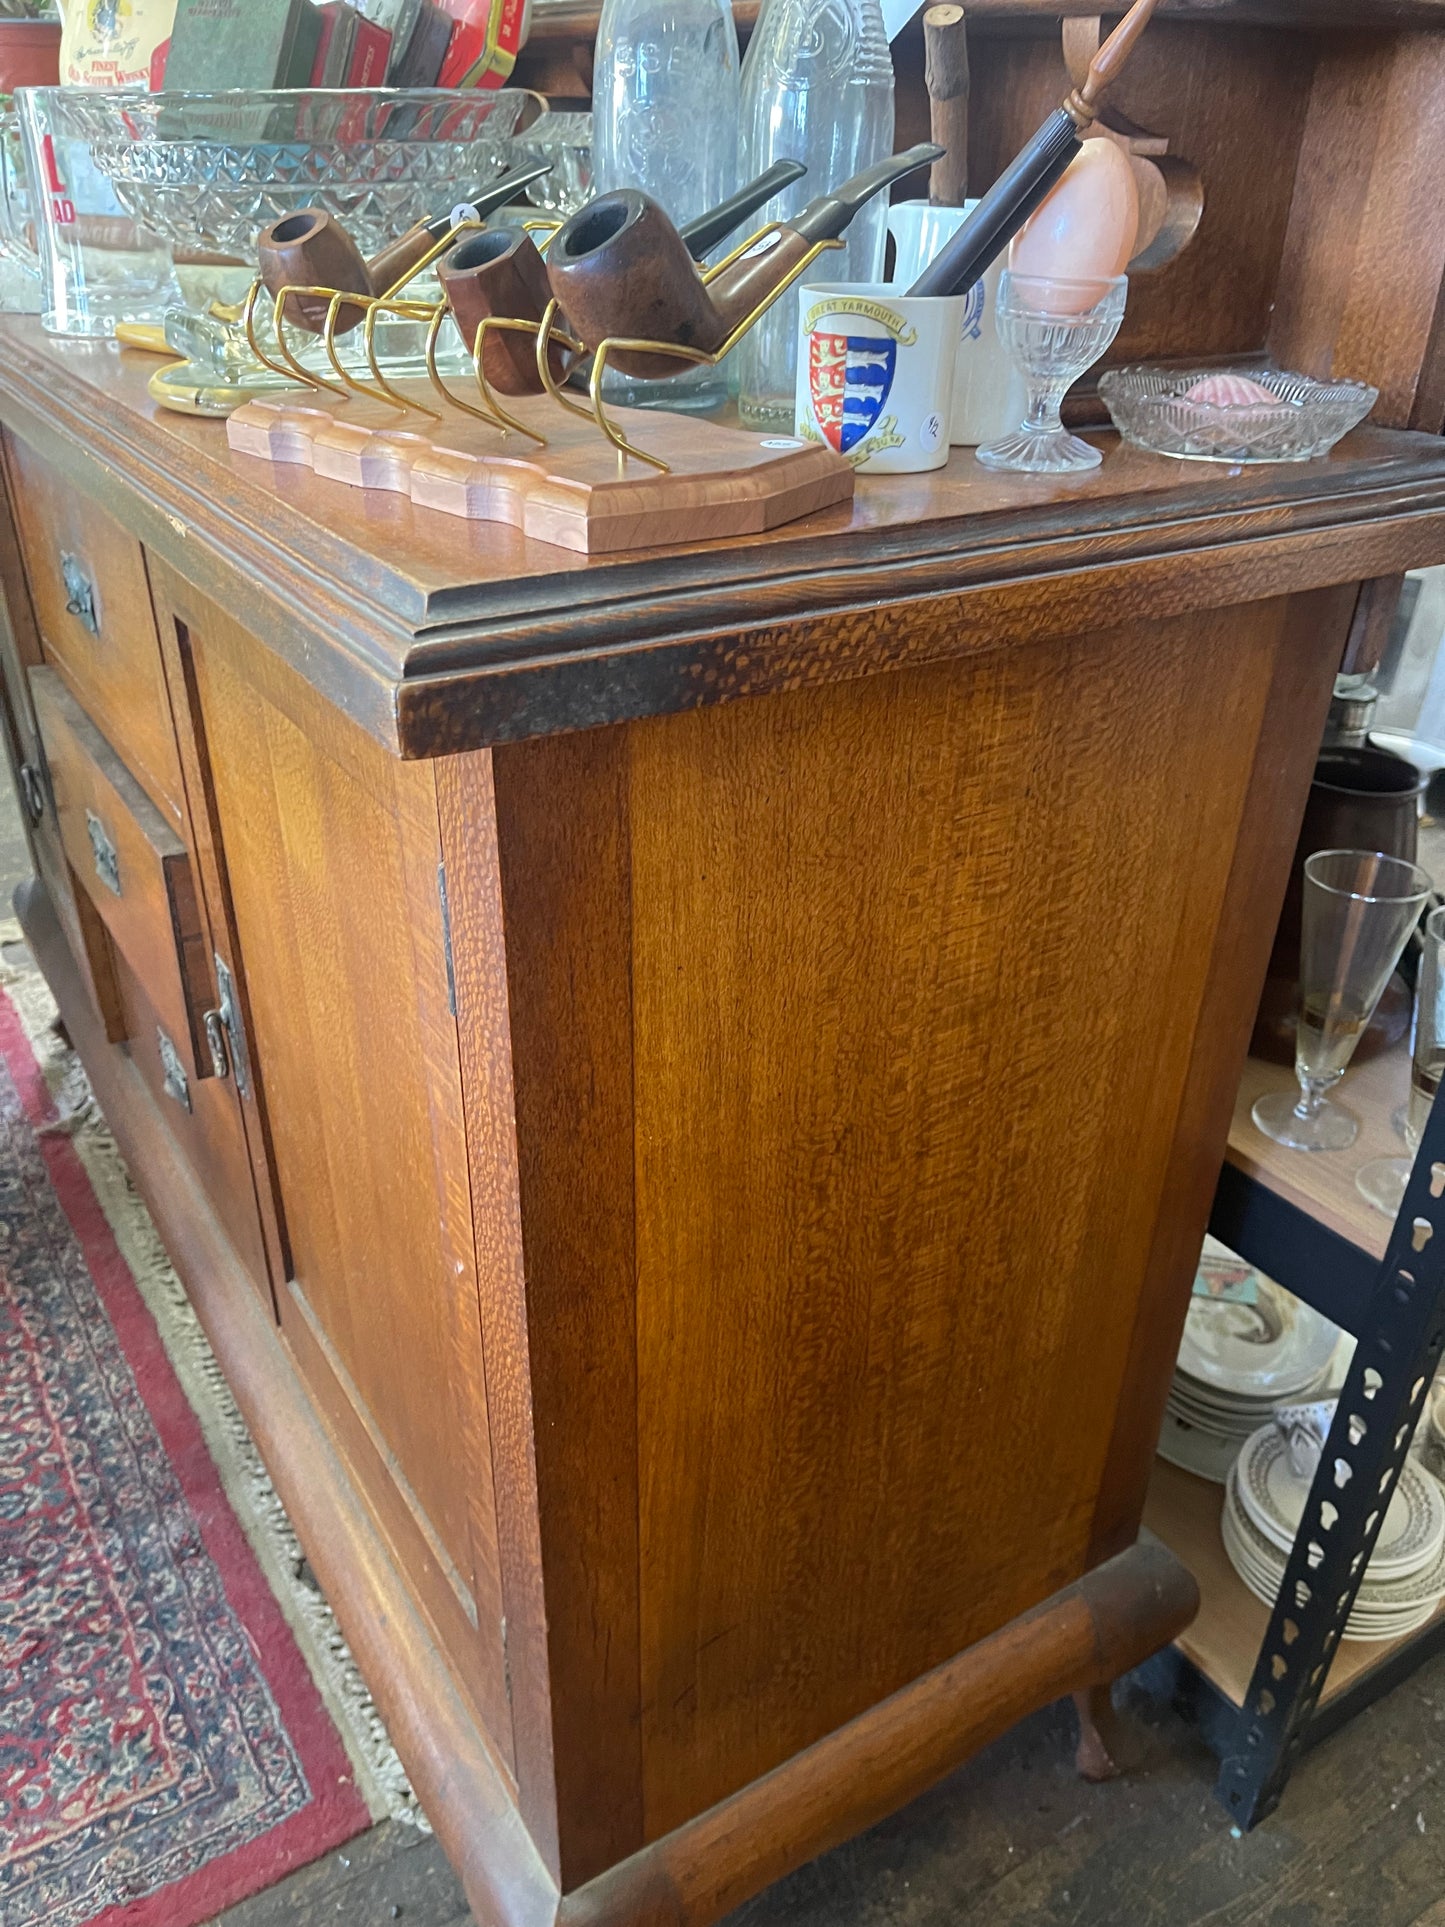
[1144,1458,1444,1710]
[1225,1045,1411,1267]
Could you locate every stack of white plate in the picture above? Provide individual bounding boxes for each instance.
[1157,1241,1344,1483]
[1223,1423,1445,1641]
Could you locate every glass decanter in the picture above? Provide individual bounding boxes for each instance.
[735,0,895,429]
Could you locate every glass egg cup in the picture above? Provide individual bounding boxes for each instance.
[977,270,1128,476]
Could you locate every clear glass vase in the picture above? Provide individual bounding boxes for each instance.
[735,0,895,429]
[592,0,740,410]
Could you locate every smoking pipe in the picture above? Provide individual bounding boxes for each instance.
[545,143,942,380]
[256,158,554,336]
[436,158,810,398]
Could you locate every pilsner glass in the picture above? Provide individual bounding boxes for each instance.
[1253,850,1433,1154]
[1357,902,1445,1214]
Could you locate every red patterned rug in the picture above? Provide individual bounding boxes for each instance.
[0,985,370,1927]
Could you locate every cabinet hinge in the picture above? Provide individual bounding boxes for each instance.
[438,861,457,1018]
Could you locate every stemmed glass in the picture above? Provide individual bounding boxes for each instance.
[1253,850,1433,1153]
[1357,903,1445,1214]
[976,271,1128,475]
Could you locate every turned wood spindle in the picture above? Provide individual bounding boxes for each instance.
[924,5,970,207]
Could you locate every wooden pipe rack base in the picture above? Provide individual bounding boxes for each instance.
[227,383,854,555]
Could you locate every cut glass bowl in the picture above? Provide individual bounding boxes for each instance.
[1098,365,1378,464]
[77,88,533,259]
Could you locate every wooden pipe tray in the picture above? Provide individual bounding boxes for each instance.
[227,383,854,555]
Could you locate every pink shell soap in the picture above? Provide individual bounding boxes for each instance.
[1008,140,1140,313]
[1185,374,1278,407]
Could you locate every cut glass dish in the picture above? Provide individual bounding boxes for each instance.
[1099,365,1378,463]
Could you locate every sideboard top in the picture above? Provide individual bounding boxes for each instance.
[6,320,1445,756]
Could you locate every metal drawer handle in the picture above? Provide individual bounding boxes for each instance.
[203,1009,230,1081]
[85,808,120,896]
[214,954,250,1098]
[60,553,99,636]
[157,1026,191,1112]
[18,763,44,827]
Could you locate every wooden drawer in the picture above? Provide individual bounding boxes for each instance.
[31,664,214,1084]
[3,432,184,829]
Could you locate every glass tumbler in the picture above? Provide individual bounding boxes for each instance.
[0,88,179,338]
[1253,850,1433,1154]
[976,270,1128,475]
[1358,902,1445,1214]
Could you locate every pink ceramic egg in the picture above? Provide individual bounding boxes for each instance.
[1008,139,1140,313]
[1184,374,1278,407]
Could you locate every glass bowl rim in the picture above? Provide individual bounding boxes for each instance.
[1099,364,1379,409]
[16,84,544,105]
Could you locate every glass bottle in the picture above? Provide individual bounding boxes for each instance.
[735,0,895,428]
[592,0,741,410]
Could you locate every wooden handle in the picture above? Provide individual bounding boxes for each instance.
[924,5,969,206]
[1079,0,1163,115]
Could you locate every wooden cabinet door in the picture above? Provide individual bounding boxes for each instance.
[148,558,515,1778]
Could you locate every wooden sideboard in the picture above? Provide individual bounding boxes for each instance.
[6,14,1445,1909]
[0,323,1440,1924]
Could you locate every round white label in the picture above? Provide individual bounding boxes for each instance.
[760,438,802,449]
[920,412,945,452]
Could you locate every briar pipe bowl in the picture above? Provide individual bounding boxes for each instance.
[435,159,816,395]
[437,226,571,396]
[545,144,943,381]
[256,159,555,337]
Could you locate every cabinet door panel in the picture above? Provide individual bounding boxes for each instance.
[178,588,512,1767]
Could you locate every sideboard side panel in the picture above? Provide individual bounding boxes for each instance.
[623,596,1318,1834]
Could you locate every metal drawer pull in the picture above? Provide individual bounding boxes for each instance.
[214,954,250,1098]
[157,1026,191,1112]
[60,553,99,636]
[203,1008,230,1081]
[85,808,120,896]
[18,763,44,827]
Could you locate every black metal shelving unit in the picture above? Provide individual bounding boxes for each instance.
[1141,1049,1445,1830]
